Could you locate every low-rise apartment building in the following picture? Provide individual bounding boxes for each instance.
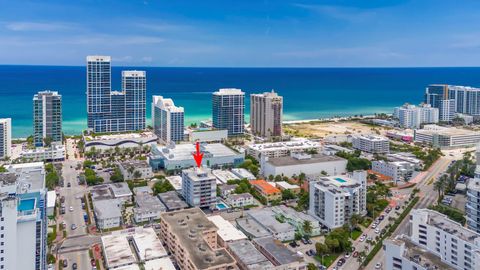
[226,193,255,208]
[371,160,416,183]
[250,180,281,202]
[118,160,154,180]
[352,134,390,154]
[247,138,322,161]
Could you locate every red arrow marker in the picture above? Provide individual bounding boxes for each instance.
[192,141,204,167]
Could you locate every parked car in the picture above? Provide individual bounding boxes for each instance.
[72,263,77,270]
[71,224,77,230]
[375,262,382,269]
[62,260,68,267]
[289,241,298,248]
[353,251,359,258]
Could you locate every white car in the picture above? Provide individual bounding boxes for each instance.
[359,235,366,242]
[375,262,382,269]
[69,206,74,212]
[375,228,380,234]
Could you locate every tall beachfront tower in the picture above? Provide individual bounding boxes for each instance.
[123,71,146,131]
[152,96,184,144]
[86,55,111,133]
[212,88,245,136]
[86,56,147,133]
[0,118,11,159]
[33,91,62,147]
[250,90,283,139]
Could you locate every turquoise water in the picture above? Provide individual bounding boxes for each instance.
[18,198,36,211]
[216,202,229,210]
[2,66,480,137]
[334,178,347,183]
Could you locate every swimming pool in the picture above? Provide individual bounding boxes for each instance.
[334,177,347,183]
[18,198,36,211]
[216,202,229,210]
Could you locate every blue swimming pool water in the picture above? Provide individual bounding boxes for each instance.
[334,178,347,183]
[18,198,36,211]
[216,203,229,210]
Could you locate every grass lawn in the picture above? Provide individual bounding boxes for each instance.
[361,217,373,228]
[315,253,340,267]
[351,228,362,240]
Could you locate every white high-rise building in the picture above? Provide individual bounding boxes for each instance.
[385,209,480,270]
[212,88,245,136]
[0,118,11,159]
[308,171,367,229]
[151,96,184,144]
[33,91,62,147]
[466,145,480,233]
[439,99,456,122]
[393,103,439,129]
[250,90,283,139]
[0,162,47,270]
[181,167,217,209]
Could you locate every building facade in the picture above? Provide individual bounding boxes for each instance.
[393,103,439,129]
[250,90,283,139]
[414,125,480,148]
[182,167,217,209]
[308,171,367,229]
[152,96,184,143]
[33,91,62,147]
[86,56,146,133]
[0,118,11,159]
[352,134,390,154]
[212,88,245,136]
[371,160,416,183]
[247,138,322,161]
[425,84,480,117]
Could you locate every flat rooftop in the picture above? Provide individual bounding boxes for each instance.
[155,143,240,161]
[90,184,114,201]
[161,208,236,269]
[311,174,361,188]
[110,182,132,197]
[267,153,346,167]
[207,215,247,242]
[120,160,151,169]
[143,258,176,270]
[165,176,182,190]
[102,227,167,269]
[93,199,122,220]
[157,191,188,211]
[248,138,321,151]
[85,131,156,141]
[231,168,255,180]
[248,209,295,234]
[135,194,166,213]
[416,125,479,136]
[253,236,303,265]
[421,209,480,243]
[212,169,239,184]
[227,239,274,268]
[236,217,272,238]
[182,167,216,182]
[388,236,455,270]
[6,162,45,193]
[354,134,389,141]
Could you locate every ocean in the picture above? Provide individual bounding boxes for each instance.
[1,66,480,138]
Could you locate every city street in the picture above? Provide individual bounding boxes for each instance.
[60,250,91,270]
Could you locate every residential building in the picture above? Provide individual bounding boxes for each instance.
[165,176,182,191]
[250,90,283,139]
[132,186,153,196]
[187,128,228,143]
[414,125,480,148]
[157,191,188,211]
[150,143,244,173]
[101,227,168,269]
[159,208,236,270]
[247,138,322,161]
[231,168,256,180]
[456,113,474,124]
[439,99,456,122]
[133,194,166,223]
[371,160,416,183]
[467,177,480,233]
[90,184,115,201]
[271,205,321,236]
[207,215,248,247]
[93,199,122,230]
[151,95,184,143]
[406,209,480,270]
[86,55,146,133]
[46,190,56,217]
[0,118,11,159]
[322,144,354,156]
[247,209,296,241]
[308,171,367,229]
[212,169,240,184]
[275,181,301,194]
[260,152,347,178]
[393,103,439,129]
[250,180,281,202]
[109,182,133,202]
[0,162,47,270]
[226,193,254,208]
[33,90,62,146]
[352,134,389,154]
[83,131,157,152]
[20,144,65,162]
[226,240,275,270]
[118,160,153,180]
[236,216,272,239]
[218,184,237,198]
[426,84,480,117]
[182,167,217,208]
[212,88,245,136]
[384,236,456,270]
[252,237,305,268]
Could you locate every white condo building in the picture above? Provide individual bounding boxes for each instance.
[181,167,217,209]
[393,103,439,129]
[352,134,390,154]
[152,96,184,143]
[0,118,11,160]
[247,138,322,161]
[308,171,367,229]
[250,90,283,139]
[385,209,480,270]
[466,146,480,233]
[212,88,245,136]
[0,162,47,270]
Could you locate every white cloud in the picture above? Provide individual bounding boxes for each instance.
[293,3,376,22]
[5,21,73,31]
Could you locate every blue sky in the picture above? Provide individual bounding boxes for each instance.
[1,0,480,67]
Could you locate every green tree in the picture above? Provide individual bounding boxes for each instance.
[433,176,446,203]
[307,263,317,270]
[110,168,124,182]
[0,166,6,173]
[153,180,175,195]
[43,136,53,147]
[133,170,142,179]
[303,220,312,235]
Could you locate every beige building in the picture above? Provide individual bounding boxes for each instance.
[159,208,236,270]
[250,90,283,139]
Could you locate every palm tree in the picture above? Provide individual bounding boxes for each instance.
[303,220,312,236]
[349,214,361,238]
[433,177,446,203]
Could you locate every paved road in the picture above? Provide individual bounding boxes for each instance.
[363,157,452,270]
[60,250,91,270]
